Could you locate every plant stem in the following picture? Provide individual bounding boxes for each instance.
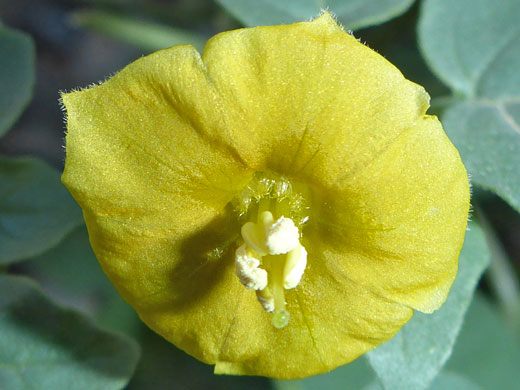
[476,203,520,336]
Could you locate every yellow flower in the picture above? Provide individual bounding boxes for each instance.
[61,13,469,379]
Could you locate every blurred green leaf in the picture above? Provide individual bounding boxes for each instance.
[274,356,377,390]
[28,225,111,297]
[419,0,520,99]
[428,373,482,390]
[0,24,35,138]
[0,156,83,264]
[443,102,520,213]
[364,295,520,390]
[477,201,520,333]
[96,291,142,338]
[366,372,483,390]
[216,0,415,30]
[366,222,490,390]
[419,0,520,212]
[0,274,140,390]
[127,327,271,390]
[27,225,142,336]
[445,294,520,389]
[73,10,207,52]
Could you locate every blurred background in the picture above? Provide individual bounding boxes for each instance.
[1,1,519,389]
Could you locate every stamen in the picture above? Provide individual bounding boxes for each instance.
[232,173,310,328]
[283,244,307,289]
[257,197,272,215]
[235,245,268,290]
[241,222,268,255]
[256,287,274,312]
[265,216,299,255]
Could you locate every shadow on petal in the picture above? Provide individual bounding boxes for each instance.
[164,206,240,312]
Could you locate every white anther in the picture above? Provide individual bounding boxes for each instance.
[283,244,307,289]
[256,293,275,313]
[235,244,268,290]
[265,217,300,255]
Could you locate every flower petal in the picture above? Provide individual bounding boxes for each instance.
[84,211,411,379]
[202,12,430,186]
[61,45,251,325]
[314,116,469,312]
[200,12,468,312]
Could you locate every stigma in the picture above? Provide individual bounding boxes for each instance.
[235,210,307,329]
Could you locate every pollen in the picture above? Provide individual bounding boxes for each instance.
[265,217,300,255]
[235,244,268,290]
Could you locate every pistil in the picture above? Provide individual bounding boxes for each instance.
[269,254,291,328]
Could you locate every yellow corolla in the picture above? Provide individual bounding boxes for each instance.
[61,13,469,379]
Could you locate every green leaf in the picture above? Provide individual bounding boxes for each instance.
[443,101,520,212]
[445,294,520,389]
[418,0,520,212]
[366,372,483,390]
[216,0,415,30]
[27,225,143,337]
[0,24,35,138]
[28,225,111,297]
[72,10,207,52]
[273,356,376,390]
[0,275,140,389]
[96,292,142,338]
[429,373,483,390]
[366,222,490,390]
[0,157,83,264]
[127,327,270,390]
[419,0,520,99]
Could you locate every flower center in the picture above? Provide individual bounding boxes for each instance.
[232,173,310,329]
